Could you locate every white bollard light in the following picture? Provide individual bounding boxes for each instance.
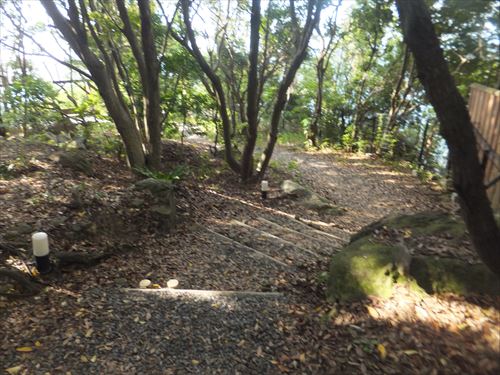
[261,180,269,200]
[32,232,52,274]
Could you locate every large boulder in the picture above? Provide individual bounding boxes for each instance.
[134,178,176,229]
[280,179,345,215]
[135,178,173,197]
[326,212,500,302]
[410,256,500,295]
[349,211,466,244]
[326,237,420,301]
[59,150,94,175]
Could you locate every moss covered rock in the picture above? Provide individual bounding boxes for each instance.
[350,211,466,244]
[327,212,499,301]
[410,256,500,295]
[326,237,421,301]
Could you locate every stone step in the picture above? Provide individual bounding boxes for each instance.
[203,227,291,269]
[213,221,318,267]
[261,214,350,247]
[244,217,336,256]
[230,219,321,258]
[125,288,285,299]
[167,229,293,292]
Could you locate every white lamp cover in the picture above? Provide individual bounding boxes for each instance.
[32,232,49,257]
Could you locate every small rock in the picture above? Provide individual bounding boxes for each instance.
[151,205,173,216]
[130,198,145,208]
[280,180,311,198]
[166,279,179,288]
[139,279,152,289]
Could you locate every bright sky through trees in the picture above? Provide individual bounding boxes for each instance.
[0,0,353,82]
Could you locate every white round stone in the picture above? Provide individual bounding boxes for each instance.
[166,279,179,288]
[139,279,152,289]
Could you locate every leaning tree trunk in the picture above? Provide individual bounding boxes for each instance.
[396,0,500,277]
[257,0,323,179]
[42,0,147,169]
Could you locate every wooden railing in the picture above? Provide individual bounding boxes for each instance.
[468,83,500,211]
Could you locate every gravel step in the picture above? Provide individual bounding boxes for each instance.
[168,230,292,292]
[214,221,318,267]
[204,227,291,268]
[262,214,350,246]
[231,219,321,259]
[244,217,336,256]
[125,288,285,299]
[6,287,291,375]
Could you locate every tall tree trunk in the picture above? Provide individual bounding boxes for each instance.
[257,0,323,179]
[42,0,146,169]
[396,0,500,277]
[241,0,261,182]
[138,0,162,170]
[179,0,241,174]
[309,59,324,148]
[417,120,430,168]
[309,2,340,149]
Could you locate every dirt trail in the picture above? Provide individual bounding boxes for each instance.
[271,145,445,230]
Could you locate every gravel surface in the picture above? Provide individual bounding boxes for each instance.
[2,139,498,375]
[2,288,290,374]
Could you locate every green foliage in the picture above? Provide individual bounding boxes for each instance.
[278,131,307,147]
[0,163,14,179]
[2,69,61,135]
[0,0,494,178]
[287,160,299,171]
[136,165,188,184]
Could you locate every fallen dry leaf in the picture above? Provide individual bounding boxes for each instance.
[377,343,387,360]
[15,347,33,353]
[5,365,23,375]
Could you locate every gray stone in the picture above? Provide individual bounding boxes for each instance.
[134,178,173,197]
[280,179,344,215]
[326,237,418,302]
[150,204,176,230]
[151,205,174,216]
[134,178,176,229]
[327,212,500,302]
[59,150,93,175]
[280,180,311,199]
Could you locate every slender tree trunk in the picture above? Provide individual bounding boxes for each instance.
[309,58,324,148]
[241,0,261,181]
[257,0,323,179]
[396,0,500,277]
[180,0,241,174]
[42,0,146,169]
[138,0,162,169]
[417,120,430,168]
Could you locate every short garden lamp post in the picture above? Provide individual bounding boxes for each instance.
[261,180,269,200]
[32,232,52,274]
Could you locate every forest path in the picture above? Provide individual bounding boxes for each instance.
[270,145,445,231]
[3,139,495,375]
